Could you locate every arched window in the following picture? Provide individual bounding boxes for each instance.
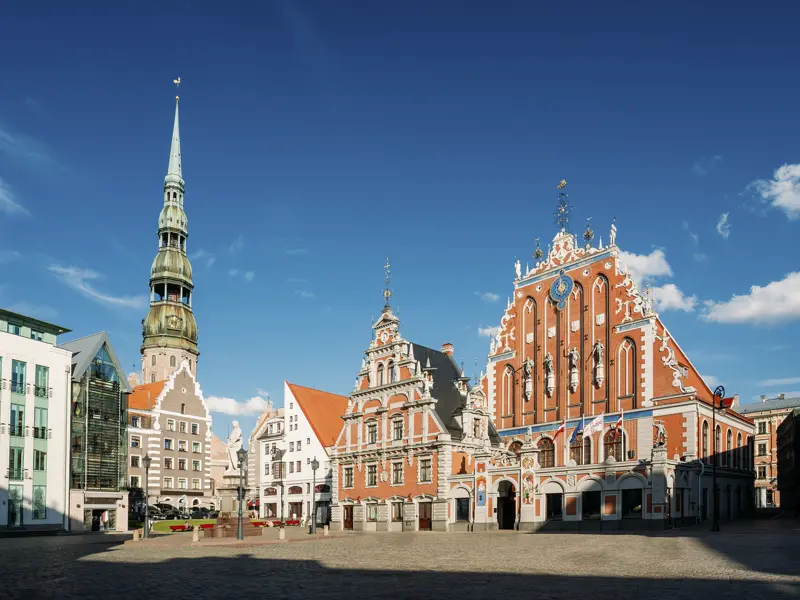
[264,487,277,496]
[151,355,156,367]
[702,421,709,463]
[502,366,514,417]
[377,364,385,386]
[715,425,721,466]
[189,359,192,371]
[570,436,591,465]
[726,429,732,467]
[288,486,303,495]
[366,421,378,444]
[538,438,555,468]
[387,361,396,383]
[736,432,743,469]
[151,373,156,383]
[170,355,176,368]
[604,430,624,462]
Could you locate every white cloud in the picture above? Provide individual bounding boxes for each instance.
[701,374,721,388]
[693,252,707,262]
[243,271,255,282]
[478,326,500,337]
[256,388,270,398]
[703,271,800,324]
[206,394,268,416]
[691,155,722,176]
[0,178,29,216]
[758,376,800,387]
[716,212,731,239]
[0,250,21,263]
[284,248,310,256]
[475,291,500,303]
[750,163,800,220]
[652,283,697,312]
[6,302,58,321]
[229,235,245,254]
[294,290,315,299]
[617,249,672,285]
[228,269,239,277]
[48,265,147,309]
[191,249,216,268]
[0,126,56,169]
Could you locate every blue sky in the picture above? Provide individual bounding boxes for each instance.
[2,1,800,440]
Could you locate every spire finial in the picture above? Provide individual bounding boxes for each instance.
[383,257,392,308]
[554,179,572,231]
[583,217,594,244]
[173,76,181,100]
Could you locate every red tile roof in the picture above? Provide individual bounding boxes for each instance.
[286,382,349,447]
[128,380,166,410]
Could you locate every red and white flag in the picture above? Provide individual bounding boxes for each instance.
[615,409,624,439]
[553,418,566,440]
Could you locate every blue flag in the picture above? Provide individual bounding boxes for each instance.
[569,416,585,444]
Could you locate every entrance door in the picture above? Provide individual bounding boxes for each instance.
[497,481,516,530]
[343,505,353,530]
[545,493,563,520]
[7,485,23,528]
[418,502,432,530]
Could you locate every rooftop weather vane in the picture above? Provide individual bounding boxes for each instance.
[554,179,572,231]
[383,257,392,307]
[173,76,181,99]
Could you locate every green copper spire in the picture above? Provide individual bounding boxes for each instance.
[141,84,199,384]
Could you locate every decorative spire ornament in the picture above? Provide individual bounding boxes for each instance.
[583,217,594,244]
[554,179,572,231]
[382,257,392,308]
[533,237,544,261]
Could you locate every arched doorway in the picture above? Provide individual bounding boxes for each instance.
[497,481,516,530]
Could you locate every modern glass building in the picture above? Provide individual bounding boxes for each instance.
[59,332,131,532]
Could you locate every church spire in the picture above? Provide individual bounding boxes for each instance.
[166,77,183,185]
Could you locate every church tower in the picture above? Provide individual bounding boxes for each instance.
[140,87,199,383]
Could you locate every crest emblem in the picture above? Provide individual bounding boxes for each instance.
[549,270,574,310]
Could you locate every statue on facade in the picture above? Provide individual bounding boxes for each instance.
[523,357,534,401]
[514,259,522,280]
[654,420,667,447]
[609,221,617,246]
[225,421,243,474]
[568,347,580,393]
[592,340,605,388]
[544,353,555,396]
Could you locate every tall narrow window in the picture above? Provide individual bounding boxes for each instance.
[538,438,555,468]
[387,361,396,383]
[726,430,732,468]
[604,431,624,462]
[35,365,49,398]
[170,355,176,368]
[617,338,636,409]
[502,366,514,417]
[702,421,709,462]
[736,433,743,469]
[11,360,26,393]
[715,425,722,466]
[151,355,156,367]
[392,418,403,441]
[367,422,378,444]
[377,364,385,386]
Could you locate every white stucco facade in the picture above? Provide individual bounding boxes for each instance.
[0,315,72,531]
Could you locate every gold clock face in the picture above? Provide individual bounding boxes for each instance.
[166,315,183,330]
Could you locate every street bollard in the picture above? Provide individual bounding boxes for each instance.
[279,527,286,540]
[192,527,200,543]
[323,525,329,537]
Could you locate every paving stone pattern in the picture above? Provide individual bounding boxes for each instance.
[1,520,799,599]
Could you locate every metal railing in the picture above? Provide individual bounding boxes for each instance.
[32,427,51,440]
[10,380,25,394]
[9,424,25,437]
[8,468,24,481]
[34,385,49,398]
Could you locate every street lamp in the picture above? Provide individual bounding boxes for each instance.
[310,457,319,534]
[236,447,247,541]
[143,453,152,539]
[271,447,285,529]
[711,385,730,532]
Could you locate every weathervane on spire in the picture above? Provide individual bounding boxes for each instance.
[583,217,595,243]
[173,76,181,100]
[383,257,392,308]
[554,179,572,231]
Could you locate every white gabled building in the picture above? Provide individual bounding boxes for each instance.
[279,382,348,525]
[0,309,73,532]
[256,407,285,519]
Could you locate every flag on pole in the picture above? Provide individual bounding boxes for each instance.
[553,418,565,441]
[569,415,585,444]
[583,414,603,437]
[615,409,624,439]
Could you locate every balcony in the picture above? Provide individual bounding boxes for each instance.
[10,380,25,394]
[32,427,51,440]
[8,468,25,481]
[9,424,25,437]
[34,385,50,399]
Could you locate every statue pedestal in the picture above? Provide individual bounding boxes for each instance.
[218,473,247,515]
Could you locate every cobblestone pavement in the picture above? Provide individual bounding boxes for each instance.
[1,520,799,599]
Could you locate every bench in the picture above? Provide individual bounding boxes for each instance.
[251,521,266,528]
[198,523,215,530]
[168,525,188,532]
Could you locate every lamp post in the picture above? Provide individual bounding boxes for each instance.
[310,457,319,534]
[711,385,727,532]
[143,453,152,539]
[236,447,247,541]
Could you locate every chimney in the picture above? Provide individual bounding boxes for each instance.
[441,343,454,357]
[779,393,786,400]
[760,395,767,402]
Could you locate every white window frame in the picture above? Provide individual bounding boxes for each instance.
[130,475,141,488]
[418,456,433,483]
[343,466,354,489]
[391,460,404,485]
[178,458,187,471]
[130,454,141,468]
[178,478,188,490]
[164,438,174,450]
[164,457,173,470]
[167,419,176,432]
[178,440,187,452]
[366,463,378,487]
[179,421,187,434]
[192,478,201,490]
[131,436,141,448]
[191,423,199,435]
[163,477,174,489]
[192,459,201,472]
[192,441,201,453]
